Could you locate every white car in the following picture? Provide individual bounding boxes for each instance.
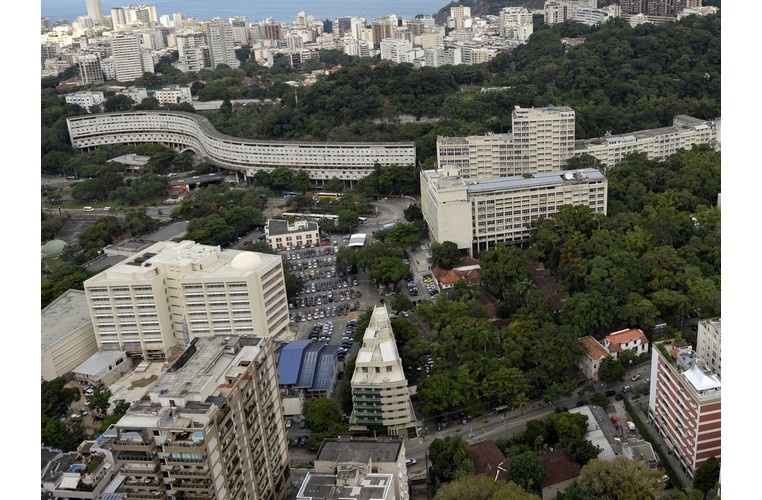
[627,421,636,431]
[286,418,293,429]
[405,458,417,467]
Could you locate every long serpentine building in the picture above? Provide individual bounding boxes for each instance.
[66,111,417,185]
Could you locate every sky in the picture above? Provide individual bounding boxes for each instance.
[11,2,746,495]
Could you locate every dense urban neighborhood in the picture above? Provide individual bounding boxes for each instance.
[40,1,721,499]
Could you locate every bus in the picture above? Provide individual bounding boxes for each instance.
[315,192,341,201]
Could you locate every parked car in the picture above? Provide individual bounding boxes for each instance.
[605,389,617,397]
[406,458,417,467]
[286,418,293,429]
[631,374,642,381]
[615,392,625,400]
[627,421,636,431]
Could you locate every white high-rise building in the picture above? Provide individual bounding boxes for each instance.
[83,241,289,360]
[499,6,534,42]
[205,18,241,69]
[695,318,721,379]
[349,305,417,437]
[421,167,608,253]
[86,0,103,23]
[111,33,152,82]
[111,5,158,30]
[437,105,576,178]
[230,16,250,45]
[380,38,412,64]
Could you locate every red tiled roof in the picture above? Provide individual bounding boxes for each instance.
[540,449,581,488]
[604,328,648,351]
[578,336,609,360]
[469,441,510,482]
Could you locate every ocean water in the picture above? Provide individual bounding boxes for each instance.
[41,0,448,24]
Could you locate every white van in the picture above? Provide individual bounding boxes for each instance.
[83,206,94,212]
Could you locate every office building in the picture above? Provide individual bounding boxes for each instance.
[574,115,720,169]
[111,33,152,82]
[265,219,320,251]
[437,106,576,179]
[86,0,103,23]
[648,339,721,478]
[695,318,721,380]
[349,305,417,437]
[83,241,289,360]
[206,18,240,69]
[113,335,290,499]
[297,438,410,500]
[421,167,607,254]
[78,53,104,84]
[42,290,98,382]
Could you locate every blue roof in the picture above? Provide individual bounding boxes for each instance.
[312,345,340,391]
[277,340,310,385]
[296,343,322,388]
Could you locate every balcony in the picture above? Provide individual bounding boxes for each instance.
[117,451,159,464]
[124,477,163,489]
[124,492,167,499]
[115,439,155,452]
[165,455,207,466]
[171,467,210,478]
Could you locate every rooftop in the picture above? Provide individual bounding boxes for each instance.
[72,350,126,377]
[465,169,605,195]
[267,218,318,236]
[540,449,581,488]
[316,437,402,464]
[578,336,609,361]
[468,440,509,481]
[296,471,394,500]
[353,306,407,384]
[41,290,93,346]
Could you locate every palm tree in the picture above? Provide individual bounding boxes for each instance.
[514,393,530,423]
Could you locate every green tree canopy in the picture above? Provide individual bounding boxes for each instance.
[692,456,720,499]
[573,456,664,499]
[303,397,341,433]
[434,474,540,500]
[431,241,461,269]
[507,451,545,493]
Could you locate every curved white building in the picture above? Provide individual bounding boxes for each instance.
[66,111,416,184]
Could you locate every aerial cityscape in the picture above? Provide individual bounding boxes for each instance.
[40,1,723,499]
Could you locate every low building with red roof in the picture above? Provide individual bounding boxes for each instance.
[468,440,510,482]
[603,328,649,360]
[577,335,611,381]
[540,449,581,499]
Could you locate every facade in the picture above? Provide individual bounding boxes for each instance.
[112,335,290,499]
[111,33,152,82]
[41,290,99,381]
[206,18,241,69]
[78,53,104,84]
[380,38,412,63]
[153,85,192,105]
[86,0,103,23]
[602,328,649,360]
[499,7,533,42]
[695,318,721,379]
[72,350,131,386]
[437,106,576,178]
[350,306,417,436]
[648,340,721,478]
[66,111,416,183]
[265,219,320,251]
[421,167,607,254]
[574,115,720,168]
[65,91,105,110]
[48,439,120,499]
[297,438,409,500]
[111,5,158,30]
[83,241,289,360]
[577,335,610,382]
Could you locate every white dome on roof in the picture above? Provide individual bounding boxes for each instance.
[231,251,263,270]
[42,239,68,257]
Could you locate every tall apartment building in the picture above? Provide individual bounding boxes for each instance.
[380,38,412,64]
[78,53,104,84]
[176,30,209,72]
[83,241,289,360]
[111,33,151,82]
[111,5,158,30]
[113,335,290,499]
[350,306,417,437]
[438,106,576,179]
[695,318,721,379]
[229,16,250,45]
[153,85,192,105]
[421,167,607,253]
[499,7,534,42]
[450,5,472,30]
[648,339,721,478]
[206,18,241,69]
[86,0,103,23]
[371,16,399,46]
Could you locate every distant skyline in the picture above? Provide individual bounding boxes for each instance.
[41,0,447,24]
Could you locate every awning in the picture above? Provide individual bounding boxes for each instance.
[59,476,80,490]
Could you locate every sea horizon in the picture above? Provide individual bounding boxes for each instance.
[41,0,448,25]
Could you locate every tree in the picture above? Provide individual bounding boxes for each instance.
[431,241,461,269]
[568,437,602,466]
[434,474,540,500]
[480,245,529,300]
[103,94,136,112]
[692,456,720,499]
[574,456,664,499]
[404,203,423,221]
[508,451,545,493]
[429,436,473,486]
[86,387,113,416]
[598,356,625,385]
[41,378,81,420]
[368,256,411,287]
[390,293,413,312]
[303,397,341,433]
[337,209,359,233]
